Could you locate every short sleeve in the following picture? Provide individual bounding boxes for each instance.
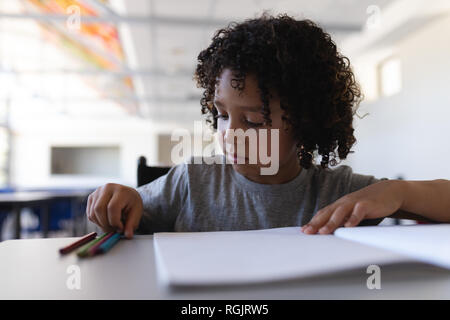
[135,163,188,234]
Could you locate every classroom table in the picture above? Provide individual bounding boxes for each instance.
[1,235,450,299]
[0,190,92,240]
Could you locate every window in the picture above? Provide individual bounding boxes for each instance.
[378,57,402,97]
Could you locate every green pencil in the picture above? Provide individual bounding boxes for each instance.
[76,232,111,258]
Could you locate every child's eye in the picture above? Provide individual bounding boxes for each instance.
[245,120,264,127]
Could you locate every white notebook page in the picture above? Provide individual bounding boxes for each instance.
[154,226,411,286]
[335,224,450,269]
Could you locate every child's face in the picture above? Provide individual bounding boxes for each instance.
[214,68,300,182]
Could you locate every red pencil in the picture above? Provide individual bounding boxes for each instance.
[59,232,97,255]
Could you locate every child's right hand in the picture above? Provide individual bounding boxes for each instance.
[86,183,144,239]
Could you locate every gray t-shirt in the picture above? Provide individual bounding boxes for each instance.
[135,156,385,234]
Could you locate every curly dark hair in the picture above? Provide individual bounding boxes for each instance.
[194,13,361,169]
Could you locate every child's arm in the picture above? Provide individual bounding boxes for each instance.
[388,179,450,222]
[301,179,450,234]
[87,163,188,238]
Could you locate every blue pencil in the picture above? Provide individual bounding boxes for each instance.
[96,232,122,254]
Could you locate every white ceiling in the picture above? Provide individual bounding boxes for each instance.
[2,0,449,124]
[108,0,395,121]
[115,0,395,72]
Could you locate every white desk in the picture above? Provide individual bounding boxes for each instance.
[1,235,450,299]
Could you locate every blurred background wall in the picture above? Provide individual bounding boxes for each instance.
[343,1,450,180]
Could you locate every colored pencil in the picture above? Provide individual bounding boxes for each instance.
[59,232,97,255]
[76,232,110,258]
[86,232,115,256]
[96,232,122,254]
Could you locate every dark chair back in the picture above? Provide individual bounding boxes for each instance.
[137,156,171,187]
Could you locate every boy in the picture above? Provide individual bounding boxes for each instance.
[86,14,450,238]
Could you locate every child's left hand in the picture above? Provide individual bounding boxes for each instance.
[301,180,404,234]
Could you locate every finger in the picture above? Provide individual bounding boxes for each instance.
[93,190,114,232]
[319,205,352,234]
[345,202,369,227]
[87,193,100,226]
[106,193,125,232]
[123,205,142,239]
[302,205,335,234]
[86,194,92,221]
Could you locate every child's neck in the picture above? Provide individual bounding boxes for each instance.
[235,156,302,185]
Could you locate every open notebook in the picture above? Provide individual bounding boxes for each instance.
[153,224,450,287]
